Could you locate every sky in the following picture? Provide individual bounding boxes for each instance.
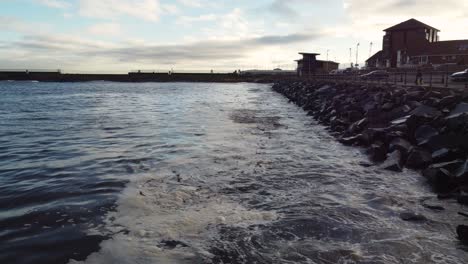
[0,0,467,73]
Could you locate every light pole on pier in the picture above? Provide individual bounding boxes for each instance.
[355,43,360,68]
[326,49,329,73]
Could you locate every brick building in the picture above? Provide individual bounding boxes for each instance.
[296,53,339,76]
[366,19,468,69]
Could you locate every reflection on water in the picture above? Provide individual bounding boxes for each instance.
[0,82,467,264]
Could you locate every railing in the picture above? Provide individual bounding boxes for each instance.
[0,69,61,73]
[303,71,468,89]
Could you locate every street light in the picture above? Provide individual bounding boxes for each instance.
[326,49,329,73]
[356,43,360,68]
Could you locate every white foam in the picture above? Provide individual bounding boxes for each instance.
[69,174,279,264]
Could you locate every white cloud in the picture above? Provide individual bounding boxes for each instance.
[87,23,122,37]
[78,0,162,22]
[177,0,202,8]
[35,0,70,9]
[177,14,217,25]
[342,0,468,41]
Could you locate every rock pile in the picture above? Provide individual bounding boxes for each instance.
[272,80,468,240]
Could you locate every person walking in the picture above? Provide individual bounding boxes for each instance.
[415,69,423,85]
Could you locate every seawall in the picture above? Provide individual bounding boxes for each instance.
[0,71,294,83]
[272,80,468,240]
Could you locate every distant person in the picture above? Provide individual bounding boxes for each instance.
[415,69,422,85]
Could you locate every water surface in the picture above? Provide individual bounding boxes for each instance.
[0,81,467,264]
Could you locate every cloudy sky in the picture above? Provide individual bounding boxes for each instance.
[0,0,467,73]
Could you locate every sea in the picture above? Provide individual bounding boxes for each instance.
[0,81,467,264]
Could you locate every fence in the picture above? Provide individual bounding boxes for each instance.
[305,71,468,90]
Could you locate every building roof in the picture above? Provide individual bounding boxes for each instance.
[317,60,339,65]
[420,40,468,56]
[299,52,320,56]
[366,50,383,62]
[384,18,439,32]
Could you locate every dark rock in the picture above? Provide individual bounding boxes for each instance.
[160,240,189,249]
[348,110,363,122]
[457,195,468,205]
[381,150,403,172]
[369,141,387,162]
[339,134,361,146]
[458,212,468,218]
[422,166,455,193]
[431,148,455,162]
[438,95,457,107]
[400,211,427,221]
[447,102,468,119]
[382,102,394,111]
[456,160,468,179]
[410,105,442,119]
[414,125,439,145]
[425,133,468,152]
[437,193,456,200]
[389,138,412,157]
[457,225,468,241]
[422,204,445,211]
[406,148,432,169]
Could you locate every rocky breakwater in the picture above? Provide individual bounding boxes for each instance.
[272,80,468,241]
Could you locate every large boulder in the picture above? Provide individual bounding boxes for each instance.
[455,160,468,183]
[410,105,442,119]
[447,102,468,119]
[369,141,388,162]
[389,137,413,159]
[457,225,468,242]
[414,125,439,145]
[422,161,461,193]
[406,148,432,169]
[381,150,403,172]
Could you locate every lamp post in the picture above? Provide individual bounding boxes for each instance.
[356,43,360,68]
[326,49,329,73]
[349,48,352,68]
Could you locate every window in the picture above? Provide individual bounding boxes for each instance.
[452,56,457,60]
[442,56,446,60]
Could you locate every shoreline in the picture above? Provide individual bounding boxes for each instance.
[272,80,468,241]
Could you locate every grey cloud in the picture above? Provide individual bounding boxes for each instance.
[6,32,322,65]
[268,0,298,17]
[253,33,317,45]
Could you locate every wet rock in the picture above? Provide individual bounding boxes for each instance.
[422,204,445,211]
[457,195,468,205]
[406,148,432,169]
[339,134,361,146]
[438,95,457,107]
[382,102,394,111]
[447,102,468,119]
[160,240,189,249]
[369,141,387,162]
[389,138,412,158]
[431,148,453,162]
[422,167,454,193]
[414,125,439,145]
[400,211,427,222]
[410,105,442,119]
[425,133,468,152]
[455,160,468,179]
[381,150,403,172]
[457,225,468,242]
